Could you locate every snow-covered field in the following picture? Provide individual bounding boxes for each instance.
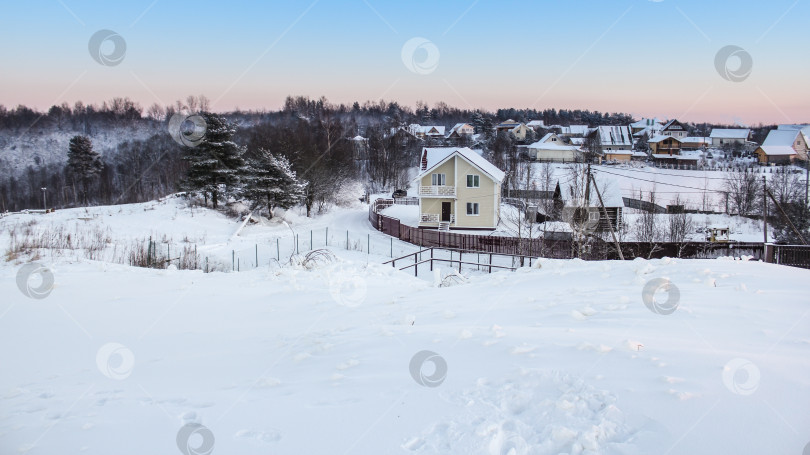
[2,198,809,455]
[531,162,808,213]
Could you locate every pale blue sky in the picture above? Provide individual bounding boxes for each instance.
[0,0,807,124]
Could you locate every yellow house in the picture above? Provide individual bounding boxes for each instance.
[415,147,505,230]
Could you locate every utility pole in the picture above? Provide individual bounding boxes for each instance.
[804,158,810,207]
[762,176,768,243]
[584,163,591,205]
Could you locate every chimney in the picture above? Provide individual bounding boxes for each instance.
[421,149,428,171]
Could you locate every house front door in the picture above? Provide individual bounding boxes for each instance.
[441,202,451,222]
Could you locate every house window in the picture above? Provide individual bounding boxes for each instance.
[431,173,446,186]
[466,202,479,215]
[466,175,480,188]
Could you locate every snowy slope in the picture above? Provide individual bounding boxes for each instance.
[1,199,809,455]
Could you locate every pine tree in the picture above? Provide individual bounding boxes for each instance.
[240,150,306,218]
[181,113,246,208]
[66,135,103,205]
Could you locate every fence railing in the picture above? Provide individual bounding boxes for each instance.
[369,198,810,267]
[765,244,810,269]
[418,185,456,196]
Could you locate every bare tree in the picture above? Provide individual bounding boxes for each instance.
[667,195,694,257]
[724,169,759,215]
[634,190,664,258]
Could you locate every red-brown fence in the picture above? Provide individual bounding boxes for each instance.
[368,198,791,264]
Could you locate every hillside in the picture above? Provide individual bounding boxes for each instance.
[1,198,808,454]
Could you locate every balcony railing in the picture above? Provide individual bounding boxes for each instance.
[418,185,456,196]
[420,214,455,223]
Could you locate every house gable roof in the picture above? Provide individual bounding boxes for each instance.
[416,147,505,183]
[593,126,633,146]
[762,129,800,147]
[710,128,750,139]
[648,134,682,143]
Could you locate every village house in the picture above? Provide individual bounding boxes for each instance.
[660,119,689,139]
[648,135,682,155]
[526,120,546,131]
[710,128,751,147]
[415,147,504,231]
[495,119,530,140]
[526,133,583,162]
[680,136,711,151]
[762,128,809,161]
[589,125,633,152]
[414,125,446,140]
[446,123,475,139]
[755,146,797,165]
[630,118,664,138]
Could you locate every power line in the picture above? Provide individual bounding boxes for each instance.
[594,168,729,193]
[592,164,729,180]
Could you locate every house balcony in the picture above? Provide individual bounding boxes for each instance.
[420,213,456,224]
[418,185,456,197]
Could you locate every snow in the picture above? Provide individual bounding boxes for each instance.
[417,148,505,183]
[762,129,800,147]
[2,198,809,455]
[709,129,750,139]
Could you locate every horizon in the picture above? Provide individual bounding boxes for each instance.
[1,0,808,125]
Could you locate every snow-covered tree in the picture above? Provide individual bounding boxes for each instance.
[240,149,306,218]
[180,113,246,209]
[66,135,103,205]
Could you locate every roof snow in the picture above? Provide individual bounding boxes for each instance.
[526,120,545,127]
[758,145,796,156]
[648,134,681,143]
[416,147,505,183]
[594,126,633,146]
[710,128,750,139]
[631,118,664,128]
[681,136,710,143]
[762,129,800,147]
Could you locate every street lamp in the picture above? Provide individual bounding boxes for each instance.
[41,187,47,211]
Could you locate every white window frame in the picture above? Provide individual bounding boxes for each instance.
[466,202,479,216]
[466,174,480,188]
[431,173,446,186]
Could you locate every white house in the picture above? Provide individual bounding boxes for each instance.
[710,128,751,147]
[415,147,505,230]
[526,133,583,162]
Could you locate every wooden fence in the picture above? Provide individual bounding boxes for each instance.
[367,198,806,265]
